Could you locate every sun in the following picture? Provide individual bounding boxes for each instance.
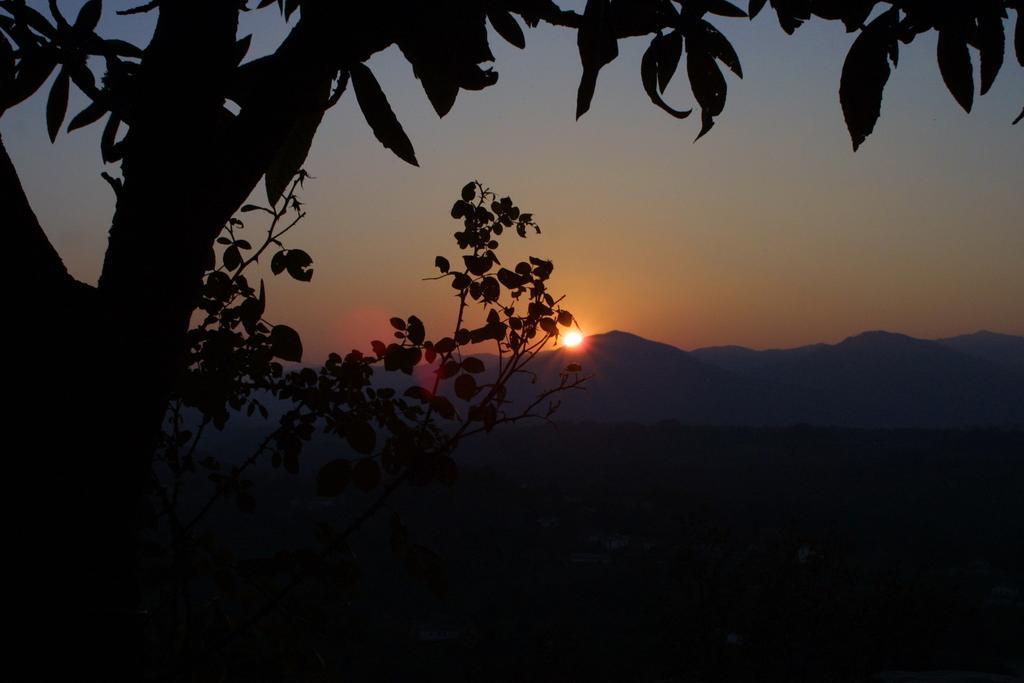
[563,331,584,348]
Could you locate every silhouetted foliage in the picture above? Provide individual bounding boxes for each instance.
[3,2,1020,170]
[146,178,586,677]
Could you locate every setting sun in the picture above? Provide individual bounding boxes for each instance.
[563,331,584,348]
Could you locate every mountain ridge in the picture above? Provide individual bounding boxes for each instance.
[518,328,1024,428]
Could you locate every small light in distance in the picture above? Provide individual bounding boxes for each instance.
[563,331,584,347]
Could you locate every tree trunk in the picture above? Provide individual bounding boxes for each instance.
[5,132,128,676]
[7,4,346,678]
[7,3,240,680]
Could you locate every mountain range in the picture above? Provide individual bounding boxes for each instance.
[516,329,1024,428]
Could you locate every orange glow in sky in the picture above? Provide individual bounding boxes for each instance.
[7,14,1022,364]
[563,331,584,347]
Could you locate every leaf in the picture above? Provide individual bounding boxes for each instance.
[48,0,70,31]
[404,386,433,402]
[937,28,973,113]
[7,48,57,109]
[389,317,407,331]
[461,181,476,202]
[687,44,726,117]
[384,345,420,375]
[67,61,96,97]
[350,62,418,166]
[413,67,460,118]
[695,109,715,141]
[748,0,768,19]
[528,301,552,318]
[697,20,743,78]
[461,357,485,374]
[463,254,492,276]
[434,256,450,273]
[352,458,380,491]
[103,39,143,58]
[73,0,102,33]
[67,100,107,132]
[346,421,376,455]
[641,35,693,119]
[46,68,70,142]
[487,8,525,49]
[1014,106,1023,125]
[270,324,303,362]
[406,315,425,345]
[840,9,898,151]
[576,0,618,119]
[222,245,242,271]
[316,459,351,497]
[237,293,264,331]
[431,396,457,419]
[270,250,288,275]
[481,276,499,301]
[454,373,477,401]
[205,271,231,300]
[686,38,727,139]
[706,0,747,18]
[8,3,56,38]
[286,249,313,281]
[976,11,1004,96]
[265,103,324,205]
[771,1,808,34]
[656,31,683,93]
[497,268,524,289]
[435,337,456,355]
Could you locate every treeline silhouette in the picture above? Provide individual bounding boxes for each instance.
[176,423,1024,681]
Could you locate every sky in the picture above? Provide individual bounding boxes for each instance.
[5,1,1023,362]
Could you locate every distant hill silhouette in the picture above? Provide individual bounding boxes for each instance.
[935,330,1024,374]
[517,329,1024,428]
[249,329,1023,430]
[518,331,836,426]
[688,342,827,374]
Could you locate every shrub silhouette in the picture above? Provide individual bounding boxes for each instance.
[144,177,585,678]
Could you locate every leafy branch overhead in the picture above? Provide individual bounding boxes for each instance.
[2,2,1020,190]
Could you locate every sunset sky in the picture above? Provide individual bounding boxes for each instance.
[5,2,1023,362]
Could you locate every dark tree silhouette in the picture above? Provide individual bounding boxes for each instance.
[2,1,1021,679]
